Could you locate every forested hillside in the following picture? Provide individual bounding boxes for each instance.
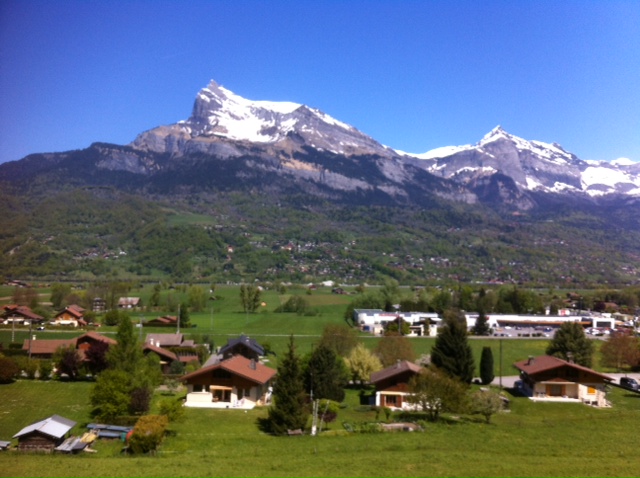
[2,187,639,287]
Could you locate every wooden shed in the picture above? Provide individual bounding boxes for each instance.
[13,415,76,452]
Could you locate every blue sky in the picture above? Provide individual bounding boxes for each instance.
[1,0,638,165]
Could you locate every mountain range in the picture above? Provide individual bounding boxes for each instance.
[1,79,639,285]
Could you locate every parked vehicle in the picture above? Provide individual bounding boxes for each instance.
[619,377,639,391]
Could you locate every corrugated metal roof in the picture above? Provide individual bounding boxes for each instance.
[13,415,76,440]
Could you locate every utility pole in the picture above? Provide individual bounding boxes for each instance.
[499,338,503,389]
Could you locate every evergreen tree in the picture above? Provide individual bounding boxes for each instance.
[472,310,491,336]
[431,317,475,383]
[179,302,191,328]
[546,322,595,367]
[304,345,349,402]
[267,335,308,435]
[479,346,495,385]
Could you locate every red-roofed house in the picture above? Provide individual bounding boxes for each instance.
[181,355,276,409]
[22,338,76,359]
[2,305,44,325]
[143,343,178,374]
[51,305,87,327]
[514,355,613,407]
[370,360,422,409]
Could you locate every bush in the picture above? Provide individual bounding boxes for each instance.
[158,398,185,422]
[0,356,20,383]
[128,415,168,454]
[39,360,53,380]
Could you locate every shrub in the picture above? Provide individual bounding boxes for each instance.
[39,360,53,380]
[158,398,185,422]
[0,356,20,383]
[128,415,169,454]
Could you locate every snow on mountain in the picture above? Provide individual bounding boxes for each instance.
[403,126,640,198]
[132,80,390,158]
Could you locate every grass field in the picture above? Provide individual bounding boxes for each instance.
[0,284,637,477]
[1,380,639,477]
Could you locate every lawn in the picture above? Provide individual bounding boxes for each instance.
[1,382,639,477]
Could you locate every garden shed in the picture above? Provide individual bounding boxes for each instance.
[12,415,76,452]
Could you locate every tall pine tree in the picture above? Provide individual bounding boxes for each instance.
[267,335,308,435]
[431,316,475,383]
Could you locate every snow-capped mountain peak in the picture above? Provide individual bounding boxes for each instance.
[131,79,390,157]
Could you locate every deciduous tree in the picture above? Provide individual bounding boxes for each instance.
[240,284,262,313]
[470,389,504,424]
[317,324,359,357]
[600,330,640,371]
[374,332,416,367]
[406,368,468,422]
[345,343,383,386]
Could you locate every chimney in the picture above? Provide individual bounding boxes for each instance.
[250,359,256,370]
[150,338,154,346]
[527,356,534,365]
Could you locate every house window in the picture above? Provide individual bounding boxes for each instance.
[547,384,564,397]
[193,384,204,392]
[384,395,397,406]
[587,386,596,395]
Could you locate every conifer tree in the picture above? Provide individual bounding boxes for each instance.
[304,345,348,402]
[267,335,308,435]
[546,322,594,367]
[479,346,495,385]
[431,316,475,383]
[472,310,491,336]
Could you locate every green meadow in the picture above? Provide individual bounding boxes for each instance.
[1,381,639,477]
[1,284,636,477]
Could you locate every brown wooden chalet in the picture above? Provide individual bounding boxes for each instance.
[51,305,86,327]
[143,342,179,374]
[370,360,422,409]
[2,305,44,325]
[23,332,116,360]
[514,355,613,407]
[13,415,76,452]
[182,355,276,409]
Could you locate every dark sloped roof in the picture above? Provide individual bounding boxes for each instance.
[513,355,613,381]
[220,334,264,356]
[370,360,422,384]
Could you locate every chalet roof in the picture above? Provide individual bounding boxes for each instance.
[22,338,76,354]
[147,315,178,324]
[3,305,44,321]
[513,355,613,381]
[76,331,117,345]
[56,305,85,319]
[143,343,178,362]
[220,334,264,356]
[146,333,184,347]
[13,415,76,440]
[181,355,276,385]
[370,360,422,384]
